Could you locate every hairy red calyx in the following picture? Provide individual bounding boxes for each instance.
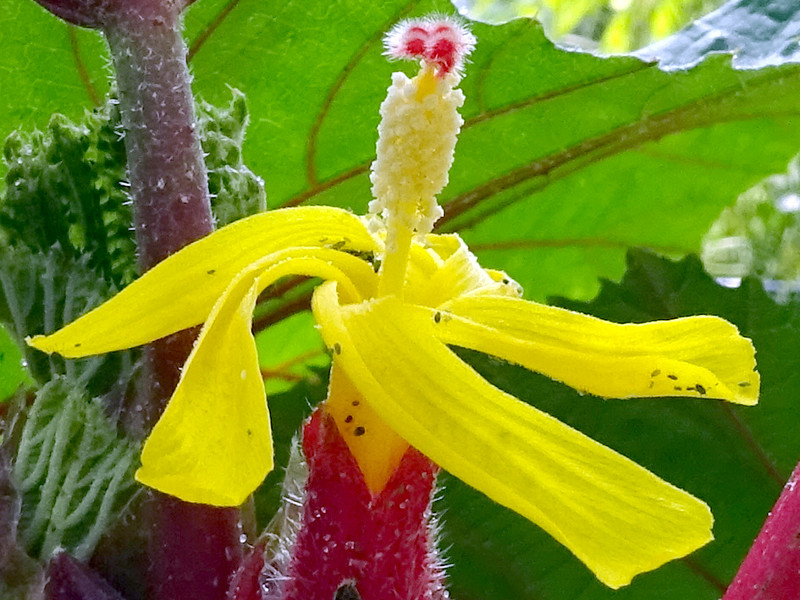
[230,409,449,600]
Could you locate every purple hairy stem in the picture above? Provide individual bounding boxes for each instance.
[723,462,800,600]
[30,1,243,599]
[148,495,244,600]
[104,5,242,600]
[103,1,215,435]
[105,4,212,273]
[45,552,126,600]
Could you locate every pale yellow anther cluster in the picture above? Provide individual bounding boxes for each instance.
[368,68,465,242]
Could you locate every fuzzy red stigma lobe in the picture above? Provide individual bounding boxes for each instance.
[385,16,476,77]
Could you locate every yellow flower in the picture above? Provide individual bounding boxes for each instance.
[28,18,758,590]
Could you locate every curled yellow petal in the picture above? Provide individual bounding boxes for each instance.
[416,236,500,306]
[439,295,758,405]
[136,270,270,506]
[312,283,713,588]
[27,207,376,357]
[136,249,376,505]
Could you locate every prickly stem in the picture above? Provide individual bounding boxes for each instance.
[90,3,240,600]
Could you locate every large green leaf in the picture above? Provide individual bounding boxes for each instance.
[638,0,800,69]
[0,1,107,133]
[3,0,800,303]
[180,0,800,302]
[438,250,798,600]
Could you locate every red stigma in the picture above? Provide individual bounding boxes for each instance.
[428,38,457,73]
[385,16,476,77]
[404,37,426,57]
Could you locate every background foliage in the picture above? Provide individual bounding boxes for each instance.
[1,0,800,599]
[453,0,725,51]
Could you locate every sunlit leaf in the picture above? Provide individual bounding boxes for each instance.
[638,0,800,69]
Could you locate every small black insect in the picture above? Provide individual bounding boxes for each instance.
[334,581,361,600]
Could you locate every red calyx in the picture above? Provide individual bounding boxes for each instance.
[238,408,448,600]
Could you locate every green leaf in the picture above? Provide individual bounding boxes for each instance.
[1,105,136,287]
[12,377,139,562]
[638,0,800,69]
[5,0,800,302]
[196,89,268,227]
[0,322,31,401]
[1,92,266,289]
[256,311,328,395]
[177,0,800,303]
[0,2,108,139]
[438,249,796,599]
[0,246,122,389]
[0,245,147,410]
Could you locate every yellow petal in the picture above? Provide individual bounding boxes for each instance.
[27,207,376,357]
[136,249,376,505]
[312,284,714,588]
[324,362,409,495]
[409,234,522,307]
[136,272,270,506]
[418,237,497,306]
[438,295,758,405]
